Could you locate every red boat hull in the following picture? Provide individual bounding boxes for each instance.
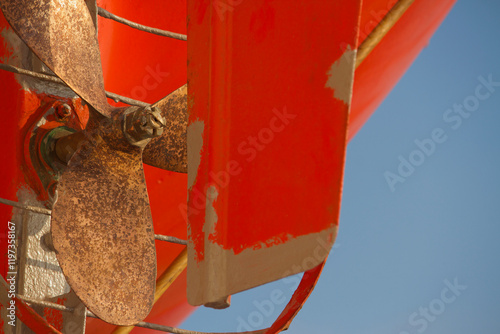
[0,0,455,332]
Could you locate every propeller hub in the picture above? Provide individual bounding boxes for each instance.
[123,106,166,148]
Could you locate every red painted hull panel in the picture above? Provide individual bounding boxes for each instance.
[186,0,361,306]
[0,0,455,332]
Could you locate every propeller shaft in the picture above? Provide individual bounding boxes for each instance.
[54,131,88,165]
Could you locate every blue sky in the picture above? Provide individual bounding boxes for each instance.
[182,1,500,333]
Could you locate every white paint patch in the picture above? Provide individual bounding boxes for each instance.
[325,45,357,105]
[15,187,70,300]
[187,120,205,190]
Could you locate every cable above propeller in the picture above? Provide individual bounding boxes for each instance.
[0,0,187,325]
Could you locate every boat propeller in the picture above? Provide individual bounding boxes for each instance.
[0,0,187,325]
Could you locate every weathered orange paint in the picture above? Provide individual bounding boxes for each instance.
[21,94,88,202]
[43,298,66,331]
[187,0,362,306]
[0,13,28,279]
[0,0,456,332]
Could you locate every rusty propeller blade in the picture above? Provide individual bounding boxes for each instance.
[142,84,188,173]
[51,112,156,325]
[0,0,113,117]
[1,0,164,325]
[1,0,187,171]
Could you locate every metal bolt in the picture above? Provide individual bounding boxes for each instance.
[123,106,166,147]
[147,108,167,134]
[55,103,72,121]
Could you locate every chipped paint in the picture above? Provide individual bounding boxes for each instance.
[187,226,337,306]
[50,112,156,325]
[0,27,22,66]
[204,186,219,231]
[186,0,363,312]
[187,120,204,190]
[143,84,188,173]
[1,18,86,333]
[325,45,357,105]
[200,185,228,299]
[1,0,114,117]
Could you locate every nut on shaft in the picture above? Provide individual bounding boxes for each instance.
[123,106,166,148]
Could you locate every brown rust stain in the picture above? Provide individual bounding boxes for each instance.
[142,85,188,173]
[0,0,113,117]
[51,109,156,325]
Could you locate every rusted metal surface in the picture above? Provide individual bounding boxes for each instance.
[0,62,148,107]
[51,110,157,325]
[54,131,88,165]
[44,291,87,334]
[0,62,186,174]
[109,260,324,334]
[85,0,98,34]
[9,260,323,334]
[123,106,166,148]
[142,85,188,173]
[0,58,186,174]
[111,248,188,334]
[0,0,113,117]
[26,97,87,203]
[54,103,72,122]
